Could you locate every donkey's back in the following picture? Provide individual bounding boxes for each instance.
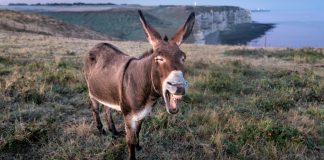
[84,43,133,107]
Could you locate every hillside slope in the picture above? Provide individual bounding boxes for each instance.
[41,8,168,40]
[40,8,167,41]
[0,9,115,40]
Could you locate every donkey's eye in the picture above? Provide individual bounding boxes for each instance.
[180,57,185,64]
[154,56,165,62]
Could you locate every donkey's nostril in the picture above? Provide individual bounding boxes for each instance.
[167,81,185,86]
[169,108,179,114]
[175,87,185,95]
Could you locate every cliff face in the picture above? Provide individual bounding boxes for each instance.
[193,7,252,44]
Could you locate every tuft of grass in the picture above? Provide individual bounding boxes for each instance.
[0,56,13,65]
[66,50,76,56]
[23,89,43,105]
[0,121,51,154]
[104,143,127,160]
[306,106,324,121]
[0,70,11,76]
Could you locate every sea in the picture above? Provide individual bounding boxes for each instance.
[249,9,324,48]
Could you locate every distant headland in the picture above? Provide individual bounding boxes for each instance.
[8,3,117,6]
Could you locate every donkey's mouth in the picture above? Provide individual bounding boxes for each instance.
[165,90,183,114]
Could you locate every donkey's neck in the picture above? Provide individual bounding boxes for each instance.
[135,54,159,97]
[122,53,160,108]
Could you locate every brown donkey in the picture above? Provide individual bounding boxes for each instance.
[84,10,195,159]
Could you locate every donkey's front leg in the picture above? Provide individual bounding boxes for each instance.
[124,115,142,160]
[135,120,143,150]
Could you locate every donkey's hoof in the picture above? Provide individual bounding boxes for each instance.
[99,129,107,135]
[112,130,125,138]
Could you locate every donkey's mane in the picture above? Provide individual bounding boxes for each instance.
[138,48,153,59]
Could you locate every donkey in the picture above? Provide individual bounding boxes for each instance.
[84,10,195,160]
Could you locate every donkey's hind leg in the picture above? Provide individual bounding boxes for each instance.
[104,106,119,136]
[90,97,106,135]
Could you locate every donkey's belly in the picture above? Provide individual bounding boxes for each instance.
[85,42,134,111]
[89,93,121,111]
[88,70,122,111]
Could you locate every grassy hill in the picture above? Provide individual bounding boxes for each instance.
[41,8,167,41]
[0,10,114,40]
[0,31,323,159]
[39,6,255,43]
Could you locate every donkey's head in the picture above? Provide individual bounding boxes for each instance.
[139,10,195,114]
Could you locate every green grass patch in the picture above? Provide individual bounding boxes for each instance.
[271,48,324,62]
[306,106,324,121]
[239,122,305,148]
[0,56,13,65]
[23,89,43,105]
[103,142,126,160]
[249,95,295,112]
[224,49,268,58]
[224,48,324,62]
[0,121,51,153]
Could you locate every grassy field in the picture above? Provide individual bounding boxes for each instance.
[0,32,323,159]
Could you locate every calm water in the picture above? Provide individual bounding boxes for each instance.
[249,10,324,48]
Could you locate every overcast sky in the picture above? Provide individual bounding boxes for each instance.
[1,0,323,10]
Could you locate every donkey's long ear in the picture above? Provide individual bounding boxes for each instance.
[171,12,195,46]
[138,10,162,49]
